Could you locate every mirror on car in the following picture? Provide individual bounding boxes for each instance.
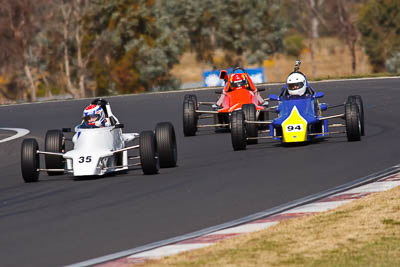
[219,70,227,80]
[115,124,124,129]
[215,90,222,94]
[314,92,324,98]
[319,103,328,111]
[269,94,280,101]
[257,86,266,92]
[62,128,72,132]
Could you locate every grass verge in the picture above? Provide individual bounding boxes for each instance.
[140,185,400,266]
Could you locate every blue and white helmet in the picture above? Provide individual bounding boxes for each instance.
[82,104,105,128]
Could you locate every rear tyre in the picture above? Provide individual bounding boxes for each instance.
[258,104,269,131]
[21,138,40,183]
[155,122,177,168]
[214,113,221,132]
[347,95,365,136]
[139,131,159,175]
[231,110,247,150]
[45,129,65,175]
[242,104,258,144]
[345,102,361,142]
[213,113,228,132]
[183,98,198,136]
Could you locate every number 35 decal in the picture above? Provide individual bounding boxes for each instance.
[78,156,92,163]
[285,124,303,132]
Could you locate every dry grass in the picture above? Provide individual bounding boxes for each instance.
[171,37,373,84]
[139,185,400,267]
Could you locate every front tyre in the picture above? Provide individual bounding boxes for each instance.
[45,129,65,175]
[21,138,40,183]
[231,110,247,151]
[139,131,159,175]
[242,104,258,144]
[155,122,177,168]
[183,98,198,136]
[184,94,198,109]
[345,102,361,142]
[347,95,365,136]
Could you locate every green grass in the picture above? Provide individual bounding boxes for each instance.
[311,235,400,267]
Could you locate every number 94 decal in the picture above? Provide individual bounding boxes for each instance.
[78,156,92,163]
[285,124,303,132]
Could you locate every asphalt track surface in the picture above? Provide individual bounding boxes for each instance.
[0,78,399,266]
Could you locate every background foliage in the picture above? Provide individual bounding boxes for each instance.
[0,0,398,103]
[358,0,400,72]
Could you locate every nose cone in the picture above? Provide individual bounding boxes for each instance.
[72,155,100,176]
[228,89,253,107]
[63,150,101,176]
[282,106,308,143]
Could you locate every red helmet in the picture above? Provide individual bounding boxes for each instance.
[230,73,249,90]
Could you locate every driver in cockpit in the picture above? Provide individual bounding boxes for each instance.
[80,104,110,128]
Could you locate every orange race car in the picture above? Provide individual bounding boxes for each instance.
[183,67,270,137]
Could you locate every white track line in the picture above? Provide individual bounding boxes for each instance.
[342,181,400,194]
[281,200,352,214]
[208,222,278,235]
[128,243,212,259]
[0,128,30,143]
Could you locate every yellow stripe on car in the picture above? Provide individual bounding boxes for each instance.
[281,106,308,142]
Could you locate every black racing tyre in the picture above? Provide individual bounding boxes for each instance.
[21,138,40,183]
[222,114,230,130]
[45,129,65,175]
[155,122,177,168]
[231,110,247,150]
[347,95,365,136]
[139,131,159,175]
[242,104,258,144]
[213,113,227,132]
[214,113,230,132]
[183,98,198,136]
[213,113,221,132]
[258,103,269,130]
[345,102,361,142]
[184,94,198,109]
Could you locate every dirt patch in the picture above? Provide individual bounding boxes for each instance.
[171,37,372,84]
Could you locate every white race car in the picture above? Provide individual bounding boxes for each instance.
[20,99,177,182]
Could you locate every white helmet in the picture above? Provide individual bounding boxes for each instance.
[286,72,306,96]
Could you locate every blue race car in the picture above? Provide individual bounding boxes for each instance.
[230,61,364,151]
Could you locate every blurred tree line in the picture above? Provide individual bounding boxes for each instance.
[0,0,399,103]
